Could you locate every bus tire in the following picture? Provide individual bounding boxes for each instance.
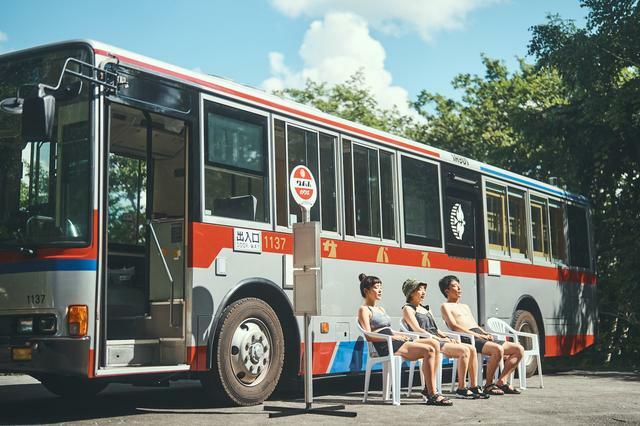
[512,309,541,378]
[201,297,284,406]
[39,375,107,398]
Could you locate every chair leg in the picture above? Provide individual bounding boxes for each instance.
[382,363,390,401]
[393,357,402,406]
[478,354,484,387]
[537,355,544,388]
[407,361,415,397]
[451,358,458,392]
[436,354,442,394]
[363,361,372,402]
[518,358,526,390]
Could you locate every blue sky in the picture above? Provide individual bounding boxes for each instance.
[0,0,586,112]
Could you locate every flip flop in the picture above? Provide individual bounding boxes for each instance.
[498,383,522,394]
[483,383,505,395]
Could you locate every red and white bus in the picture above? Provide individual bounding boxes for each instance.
[0,40,596,405]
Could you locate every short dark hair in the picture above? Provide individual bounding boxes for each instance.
[359,273,381,297]
[438,275,459,297]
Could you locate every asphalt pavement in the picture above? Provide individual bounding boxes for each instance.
[0,370,639,424]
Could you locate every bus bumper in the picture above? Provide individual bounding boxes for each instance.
[0,337,90,377]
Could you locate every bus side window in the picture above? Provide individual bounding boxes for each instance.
[486,183,509,256]
[548,200,567,264]
[401,155,442,247]
[530,195,551,262]
[274,122,338,231]
[350,143,396,240]
[203,101,270,222]
[343,139,354,236]
[567,204,591,269]
[508,188,529,260]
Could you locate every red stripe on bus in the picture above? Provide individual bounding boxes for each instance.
[0,210,99,263]
[88,348,95,378]
[93,49,440,159]
[187,345,208,371]
[189,222,596,284]
[545,334,595,357]
[300,342,337,375]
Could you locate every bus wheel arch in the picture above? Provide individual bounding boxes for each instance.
[203,278,300,405]
[512,296,545,378]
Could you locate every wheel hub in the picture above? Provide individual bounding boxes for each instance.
[230,318,272,387]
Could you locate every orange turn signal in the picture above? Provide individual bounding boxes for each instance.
[320,322,329,334]
[67,305,88,337]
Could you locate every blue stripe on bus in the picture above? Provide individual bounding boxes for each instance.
[328,340,454,374]
[0,259,97,274]
[480,166,587,203]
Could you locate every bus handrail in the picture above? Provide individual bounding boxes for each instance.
[148,220,175,328]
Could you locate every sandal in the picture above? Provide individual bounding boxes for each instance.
[498,383,521,394]
[423,392,453,406]
[469,386,490,399]
[455,387,479,399]
[483,383,504,395]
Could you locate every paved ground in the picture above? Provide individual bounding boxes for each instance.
[0,370,639,425]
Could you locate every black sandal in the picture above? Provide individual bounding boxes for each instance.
[424,392,453,406]
[498,383,521,394]
[455,387,478,399]
[469,386,490,399]
[483,383,505,395]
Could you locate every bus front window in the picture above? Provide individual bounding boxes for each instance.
[0,47,92,247]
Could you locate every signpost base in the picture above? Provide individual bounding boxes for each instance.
[263,403,357,419]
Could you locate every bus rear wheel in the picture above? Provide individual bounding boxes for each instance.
[202,297,284,406]
[512,309,541,378]
[38,375,108,398]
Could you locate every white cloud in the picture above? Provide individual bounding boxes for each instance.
[270,0,498,42]
[263,12,416,116]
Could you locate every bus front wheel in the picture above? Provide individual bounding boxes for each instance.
[512,309,542,378]
[202,297,284,406]
[39,375,108,398]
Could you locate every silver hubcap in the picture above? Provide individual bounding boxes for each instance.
[230,318,272,387]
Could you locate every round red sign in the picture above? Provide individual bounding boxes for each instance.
[289,165,317,210]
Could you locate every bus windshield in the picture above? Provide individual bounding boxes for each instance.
[0,47,92,247]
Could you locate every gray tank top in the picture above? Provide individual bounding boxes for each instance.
[367,306,392,330]
[405,304,439,334]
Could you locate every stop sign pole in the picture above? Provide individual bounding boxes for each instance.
[264,166,356,419]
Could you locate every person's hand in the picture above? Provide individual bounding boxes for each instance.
[485,334,494,341]
[392,335,410,342]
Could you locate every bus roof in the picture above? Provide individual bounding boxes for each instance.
[2,39,587,204]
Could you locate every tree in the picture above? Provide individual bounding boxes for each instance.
[529,0,640,367]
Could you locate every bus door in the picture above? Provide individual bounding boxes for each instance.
[101,102,188,369]
[441,163,487,324]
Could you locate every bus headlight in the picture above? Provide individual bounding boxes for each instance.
[67,305,88,337]
[17,317,34,334]
[37,316,57,334]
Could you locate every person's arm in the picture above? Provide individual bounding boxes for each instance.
[402,306,429,335]
[358,306,386,343]
[440,303,486,340]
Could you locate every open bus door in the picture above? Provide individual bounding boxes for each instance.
[99,101,189,371]
[442,163,486,325]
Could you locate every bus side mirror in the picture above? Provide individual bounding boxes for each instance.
[21,88,55,141]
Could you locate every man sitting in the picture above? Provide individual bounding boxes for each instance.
[439,275,525,395]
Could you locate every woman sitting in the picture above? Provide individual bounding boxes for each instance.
[357,273,452,406]
[401,278,489,399]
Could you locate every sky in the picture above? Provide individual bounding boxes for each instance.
[0,0,587,116]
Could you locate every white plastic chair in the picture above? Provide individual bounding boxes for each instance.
[356,319,420,405]
[486,317,544,389]
[398,320,448,396]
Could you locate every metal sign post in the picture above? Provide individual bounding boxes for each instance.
[264,166,356,419]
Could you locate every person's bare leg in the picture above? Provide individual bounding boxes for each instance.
[442,343,470,388]
[482,342,504,384]
[396,342,437,395]
[496,342,525,385]
[467,345,479,388]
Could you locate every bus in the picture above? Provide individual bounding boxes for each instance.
[0,40,596,405]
